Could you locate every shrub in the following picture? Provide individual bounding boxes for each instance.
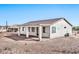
[64,33,69,37]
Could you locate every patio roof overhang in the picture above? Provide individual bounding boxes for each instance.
[19,24,51,27]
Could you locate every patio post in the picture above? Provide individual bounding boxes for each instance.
[26,26,29,38]
[49,25,52,39]
[18,27,20,36]
[39,26,42,40]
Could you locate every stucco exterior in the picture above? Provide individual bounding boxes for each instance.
[50,19,72,39]
[19,26,50,38]
[42,26,50,38]
[20,26,26,34]
[18,18,72,40]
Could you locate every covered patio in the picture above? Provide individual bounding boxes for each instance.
[18,24,50,41]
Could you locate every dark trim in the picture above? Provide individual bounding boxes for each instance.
[63,18,73,26]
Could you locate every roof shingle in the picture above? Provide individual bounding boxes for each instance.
[22,18,65,26]
[20,17,72,26]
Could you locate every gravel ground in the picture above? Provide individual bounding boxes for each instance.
[0,32,79,54]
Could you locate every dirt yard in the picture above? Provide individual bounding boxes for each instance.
[0,32,79,54]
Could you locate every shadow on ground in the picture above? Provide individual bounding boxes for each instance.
[5,33,40,41]
[5,34,26,41]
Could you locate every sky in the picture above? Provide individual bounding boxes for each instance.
[0,4,79,26]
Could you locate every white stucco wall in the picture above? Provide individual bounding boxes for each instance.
[28,26,50,37]
[20,26,26,35]
[42,26,50,38]
[19,19,72,39]
[29,27,37,36]
[20,26,50,37]
[20,26,37,36]
[50,19,72,39]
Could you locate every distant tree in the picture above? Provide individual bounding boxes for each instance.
[73,26,79,31]
[6,20,8,30]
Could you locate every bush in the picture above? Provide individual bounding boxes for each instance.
[73,26,79,31]
[64,33,69,37]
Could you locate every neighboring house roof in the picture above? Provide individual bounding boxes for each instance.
[20,18,72,26]
[8,25,19,28]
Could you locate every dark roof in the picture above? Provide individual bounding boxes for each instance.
[21,18,72,26]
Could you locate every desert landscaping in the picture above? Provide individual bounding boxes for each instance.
[0,32,79,54]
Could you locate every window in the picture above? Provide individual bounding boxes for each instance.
[32,27,35,32]
[52,27,56,33]
[64,26,67,29]
[43,27,46,33]
[28,27,30,32]
[22,27,25,31]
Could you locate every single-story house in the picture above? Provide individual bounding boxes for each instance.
[18,18,72,40]
[0,25,19,32]
[7,25,19,32]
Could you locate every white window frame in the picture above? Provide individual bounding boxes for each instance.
[52,27,56,33]
[22,27,25,31]
[32,27,35,32]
